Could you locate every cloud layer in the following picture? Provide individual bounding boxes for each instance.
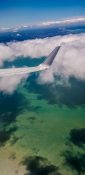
[0,17,85,32]
[0,33,85,65]
[0,33,85,93]
[41,17,85,26]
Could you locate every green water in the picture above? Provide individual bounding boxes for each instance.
[0,75,85,175]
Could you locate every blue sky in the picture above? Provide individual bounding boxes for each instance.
[0,0,85,27]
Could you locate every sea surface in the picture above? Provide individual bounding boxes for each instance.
[0,24,85,175]
[0,23,85,43]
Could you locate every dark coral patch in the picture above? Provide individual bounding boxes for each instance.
[69,128,85,146]
[22,156,62,175]
[63,151,85,175]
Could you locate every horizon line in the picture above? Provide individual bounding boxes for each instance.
[0,16,85,31]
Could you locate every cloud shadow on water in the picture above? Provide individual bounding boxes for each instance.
[0,90,41,146]
[25,74,85,108]
[0,127,17,146]
[0,91,26,146]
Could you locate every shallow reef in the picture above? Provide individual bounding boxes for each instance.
[22,156,62,175]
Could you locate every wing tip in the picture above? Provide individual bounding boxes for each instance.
[43,45,61,66]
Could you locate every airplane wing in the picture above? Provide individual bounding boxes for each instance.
[0,46,61,77]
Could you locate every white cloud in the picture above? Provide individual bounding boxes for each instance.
[38,37,85,84]
[0,33,85,65]
[0,33,85,93]
[0,44,14,65]
[0,74,28,94]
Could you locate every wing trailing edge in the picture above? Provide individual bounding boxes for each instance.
[0,46,61,77]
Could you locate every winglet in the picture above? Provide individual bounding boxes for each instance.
[43,46,61,66]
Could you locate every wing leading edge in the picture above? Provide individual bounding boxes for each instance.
[0,46,61,77]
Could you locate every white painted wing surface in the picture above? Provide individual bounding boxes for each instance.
[0,46,61,77]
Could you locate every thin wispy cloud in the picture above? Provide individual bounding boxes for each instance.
[0,17,85,31]
[41,17,85,26]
